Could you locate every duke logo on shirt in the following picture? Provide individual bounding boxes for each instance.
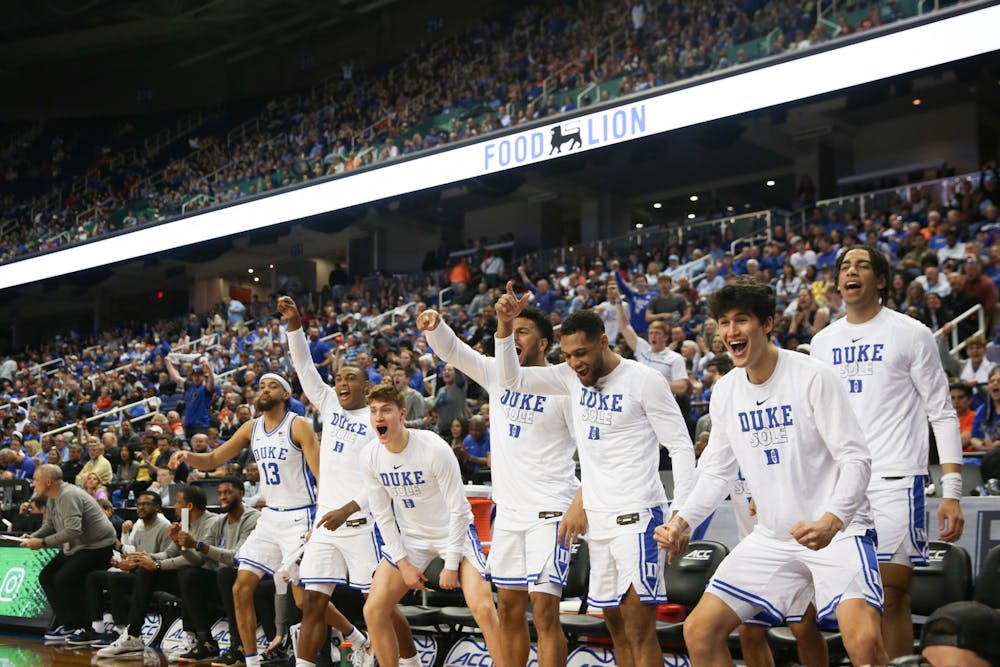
[578,388,623,426]
[737,404,794,449]
[499,388,547,425]
[830,343,885,378]
[379,470,427,498]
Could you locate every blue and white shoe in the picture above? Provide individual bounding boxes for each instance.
[44,625,74,641]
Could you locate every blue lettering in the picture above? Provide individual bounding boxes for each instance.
[533,395,546,411]
[781,405,793,426]
[413,471,424,485]
[588,426,600,440]
[611,394,623,412]
[631,106,646,134]
[873,344,884,361]
[508,423,521,438]
[738,412,751,432]
[531,132,543,158]
[484,143,495,170]
[765,449,780,465]
[514,136,527,162]
[832,348,842,365]
[587,117,599,146]
[612,110,627,138]
[498,140,510,167]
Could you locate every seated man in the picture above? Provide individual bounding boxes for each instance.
[361,385,508,667]
[97,486,221,658]
[920,601,1000,667]
[170,476,261,666]
[69,491,173,646]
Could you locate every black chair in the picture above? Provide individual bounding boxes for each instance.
[973,544,1000,606]
[912,541,973,616]
[656,540,729,643]
[397,558,464,628]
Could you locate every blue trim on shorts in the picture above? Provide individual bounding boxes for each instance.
[239,557,276,576]
[691,510,714,541]
[638,506,664,600]
[299,578,343,585]
[710,579,783,624]
[854,533,884,609]
[550,521,570,588]
[817,594,842,622]
[468,524,489,576]
[909,475,928,566]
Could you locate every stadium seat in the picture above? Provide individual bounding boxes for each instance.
[656,540,729,643]
[973,544,1000,606]
[912,541,973,616]
[397,558,463,628]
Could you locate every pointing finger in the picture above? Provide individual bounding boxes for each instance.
[506,281,516,298]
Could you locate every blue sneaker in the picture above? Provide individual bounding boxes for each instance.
[44,625,74,641]
[66,628,105,645]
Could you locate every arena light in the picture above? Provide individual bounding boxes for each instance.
[1,2,998,290]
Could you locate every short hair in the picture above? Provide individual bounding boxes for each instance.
[515,307,554,351]
[560,309,605,342]
[708,277,775,324]
[137,491,162,507]
[966,335,986,348]
[176,484,207,511]
[950,383,972,399]
[707,354,735,375]
[218,475,245,493]
[648,321,669,334]
[0,448,13,459]
[367,384,405,409]
[38,464,63,481]
[834,244,891,300]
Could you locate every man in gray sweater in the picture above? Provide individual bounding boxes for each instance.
[172,476,261,664]
[23,464,116,641]
[97,485,221,659]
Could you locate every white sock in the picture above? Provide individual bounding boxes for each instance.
[345,626,366,647]
[245,654,262,667]
[92,620,104,633]
[399,656,421,667]
[295,660,317,667]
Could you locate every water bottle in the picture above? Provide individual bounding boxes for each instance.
[339,641,352,667]
[127,489,135,506]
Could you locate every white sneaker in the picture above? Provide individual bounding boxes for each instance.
[166,633,194,662]
[350,639,375,667]
[96,633,146,658]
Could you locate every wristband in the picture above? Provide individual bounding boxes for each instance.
[940,472,963,500]
[196,541,206,552]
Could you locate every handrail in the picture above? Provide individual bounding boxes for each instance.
[43,397,154,438]
[368,301,416,331]
[932,304,986,358]
[438,286,453,308]
[0,395,38,413]
[28,358,64,377]
[181,194,214,214]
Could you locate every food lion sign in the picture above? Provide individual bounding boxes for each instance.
[482,104,648,172]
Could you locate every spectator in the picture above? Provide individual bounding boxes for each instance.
[82,472,109,502]
[0,447,36,481]
[970,366,1000,455]
[950,383,975,451]
[61,444,85,484]
[165,357,214,440]
[614,266,655,333]
[147,468,178,506]
[434,364,468,433]
[76,441,112,487]
[962,255,998,322]
[24,464,117,641]
[462,415,490,475]
[517,265,559,314]
[960,335,994,388]
[920,601,1000,667]
[697,265,726,298]
[392,368,427,428]
[447,418,472,480]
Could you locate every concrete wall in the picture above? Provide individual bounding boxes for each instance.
[853,103,979,175]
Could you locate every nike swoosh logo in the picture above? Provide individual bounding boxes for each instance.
[393,464,403,469]
[755,398,768,406]
[851,337,863,343]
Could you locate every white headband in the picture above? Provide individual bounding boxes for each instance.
[259,373,291,394]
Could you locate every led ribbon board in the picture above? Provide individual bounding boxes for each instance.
[2,3,998,290]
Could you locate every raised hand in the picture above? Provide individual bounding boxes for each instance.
[277,296,302,331]
[416,309,441,332]
[495,281,532,324]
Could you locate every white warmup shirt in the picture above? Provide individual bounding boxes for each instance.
[811,307,962,476]
[633,337,688,383]
[249,411,316,509]
[679,350,873,539]
[288,328,372,530]
[494,334,695,537]
[426,324,578,529]
[361,430,473,570]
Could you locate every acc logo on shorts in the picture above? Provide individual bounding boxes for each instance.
[444,637,493,667]
[159,618,187,654]
[412,633,438,667]
[567,646,616,667]
[139,612,162,646]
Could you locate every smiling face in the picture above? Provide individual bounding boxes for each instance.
[561,331,609,387]
[216,481,242,512]
[837,248,886,309]
[334,366,368,410]
[717,307,773,371]
[513,316,548,366]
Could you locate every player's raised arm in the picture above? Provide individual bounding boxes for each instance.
[419,308,492,388]
[279,296,334,408]
[173,419,253,471]
[494,282,571,395]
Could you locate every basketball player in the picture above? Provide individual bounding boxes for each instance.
[655,278,886,667]
[417,305,579,667]
[811,245,964,659]
[493,283,695,667]
[360,385,510,667]
[174,374,319,667]
[277,295,419,667]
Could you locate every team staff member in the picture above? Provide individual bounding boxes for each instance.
[24,464,117,642]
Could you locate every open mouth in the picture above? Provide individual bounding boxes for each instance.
[514,345,523,357]
[728,340,748,357]
[376,425,388,436]
[337,388,351,399]
[841,279,862,295]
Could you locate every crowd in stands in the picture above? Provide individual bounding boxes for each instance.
[3,160,1000,518]
[1,0,916,264]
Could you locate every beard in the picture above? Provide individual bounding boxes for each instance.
[255,395,282,412]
